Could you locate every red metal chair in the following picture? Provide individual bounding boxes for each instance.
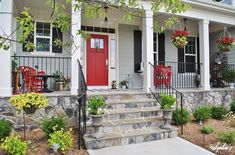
[154,65,172,88]
[18,66,45,92]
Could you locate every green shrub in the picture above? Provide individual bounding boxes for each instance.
[172,108,190,125]
[42,116,66,136]
[88,96,106,115]
[0,135,28,155]
[193,105,211,122]
[201,125,214,134]
[222,69,235,83]
[48,130,73,152]
[211,106,227,120]
[160,94,176,109]
[218,130,235,144]
[0,119,12,141]
[230,101,235,112]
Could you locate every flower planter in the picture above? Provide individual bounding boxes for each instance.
[51,143,60,153]
[23,106,37,114]
[229,83,234,89]
[171,30,189,49]
[161,109,173,129]
[90,115,104,139]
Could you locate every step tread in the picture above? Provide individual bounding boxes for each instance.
[105,106,160,114]
[84,127,178,141]
[105,99,157,104]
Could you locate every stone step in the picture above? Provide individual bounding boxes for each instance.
[84,127,178,149]
[86,117,163,134]
[105,99,158,110]
[88,93,152,102]
[104,107,161,121]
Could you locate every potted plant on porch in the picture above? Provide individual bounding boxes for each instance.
[222,69,235,88]
[88,96,106,139]
[160,94,176,129]
[119,80,128,89]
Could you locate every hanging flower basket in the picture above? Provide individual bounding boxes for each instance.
[171,30,189,48]
[23,106,37,114]
[217,27,234,52]
[217,37,234,52]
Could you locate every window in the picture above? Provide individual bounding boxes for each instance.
[178,37,198,73]
[35,22,51,52]
[90,38,104,49]
[185,37,197,72]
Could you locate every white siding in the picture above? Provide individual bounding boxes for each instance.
[118,24,143,88]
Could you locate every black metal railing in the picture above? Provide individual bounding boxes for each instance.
[210,63,235,88]
[149,62,184,134]
[77,59,87,149]
[154,61,202,88]
[11,55,71,91]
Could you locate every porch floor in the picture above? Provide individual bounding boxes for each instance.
[41,87,235,97]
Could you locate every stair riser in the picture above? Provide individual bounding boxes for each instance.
[106,102,159,110]
[104,111,160,121]
[89,94,151,102]
[85,130,178,150]
[86,121,164,134]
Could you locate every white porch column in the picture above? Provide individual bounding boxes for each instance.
[71,1,82,95]
[143,9,154,92]
[199,19,210,90]
[0,0,13,97]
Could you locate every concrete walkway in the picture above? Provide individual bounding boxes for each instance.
[88,137,215,155]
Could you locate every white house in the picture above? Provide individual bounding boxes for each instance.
[1,0,235,97]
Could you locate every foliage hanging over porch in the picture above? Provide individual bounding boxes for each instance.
[0,0,190,53]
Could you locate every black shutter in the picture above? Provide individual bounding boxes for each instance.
[197,37,200,74]
[23,32,34,52]
[178,48,185,73]
[52,27,63,53]
[158,33,165,63]
[134,30,142,73]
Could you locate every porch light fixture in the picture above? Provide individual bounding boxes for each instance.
[104,4,109,24]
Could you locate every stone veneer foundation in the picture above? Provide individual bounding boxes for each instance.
[0,88,234,131]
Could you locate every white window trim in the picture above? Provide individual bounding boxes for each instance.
[34,21,53,54]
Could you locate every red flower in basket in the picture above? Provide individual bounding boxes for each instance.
[171,30,189,48]
[217,37,234,52]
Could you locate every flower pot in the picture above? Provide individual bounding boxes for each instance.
[54,81,64,91]
[23,106,37,114]
[90,115,104,139]
[229,83,234,89]
[121,85,127,89]
[91,115,103,127]
[51,143,60,153]
[161,109,173,129]
[221,44,232,52]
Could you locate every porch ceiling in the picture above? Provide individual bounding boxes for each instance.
[13,0,71,15]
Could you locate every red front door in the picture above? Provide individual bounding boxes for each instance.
[87,34,108,86]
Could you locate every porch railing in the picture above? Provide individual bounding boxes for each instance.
[154,61,203,88]
[210,63,235,87]
[11,55,71,91]
[77,59,87,149]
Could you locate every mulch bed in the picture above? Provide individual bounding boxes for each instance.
[0,128,88,155]
[179,118,235,155]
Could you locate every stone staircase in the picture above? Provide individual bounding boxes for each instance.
[84,92,178,149]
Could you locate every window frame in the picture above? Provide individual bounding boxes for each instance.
[34,21,52,53]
